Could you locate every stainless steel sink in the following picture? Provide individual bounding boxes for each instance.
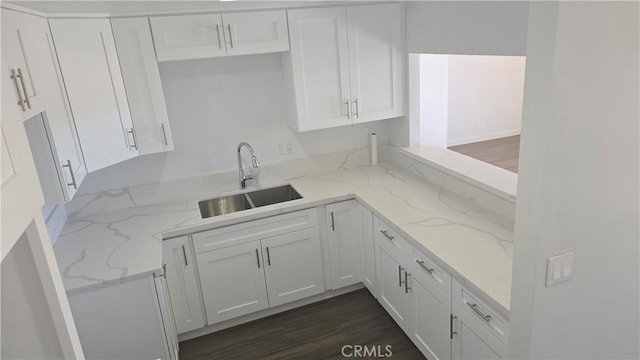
[198,193,254,219]
[198,184,302,219]
[247,184,302,208]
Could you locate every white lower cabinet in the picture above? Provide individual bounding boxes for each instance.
[375,219,410,329]
[326,200,361,289]
[197,240,269,325]
[358,205,376,296]
[163,236,205,334]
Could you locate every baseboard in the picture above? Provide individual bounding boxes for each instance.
[178,283,365,342]
[448,129,521,147]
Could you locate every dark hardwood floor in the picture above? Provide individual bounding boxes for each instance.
[449,135,520,173]
[178,289,425,360]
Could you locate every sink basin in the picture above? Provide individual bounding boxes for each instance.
[198,184,303,219]
[198,193,253,219]
[247,184,303,208]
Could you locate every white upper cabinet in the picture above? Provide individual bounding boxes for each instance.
[150,10,289,62]
[222,11,289,56]
[111,17,174,155]
[285,7,352,131]
[1,10,47,120]
[49,19,138,172]
[346,4,404,123]
[151,14,226,61]
[286,3,404,132]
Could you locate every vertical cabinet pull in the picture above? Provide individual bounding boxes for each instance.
[404,271,411,293]
[216,24,222,49]
[61,160,77,189]
[128,128,138,150]
[17,68,31,109]
[354,98,359,118]
[227,24,234,48]
[450,314,457,339]
[330,212,335,231]
[10,69,27,111]
[182,245,188,266]
[255,249,260,268]
[345,100,351,119]
[160,123,169,146]
[266,247,271,266]
[398,265,405,287]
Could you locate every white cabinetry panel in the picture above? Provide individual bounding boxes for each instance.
[223,10,289,56]
[151,14,226,62]
[326,201,361,289]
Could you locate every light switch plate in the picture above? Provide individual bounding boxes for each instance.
[546,251,574,287]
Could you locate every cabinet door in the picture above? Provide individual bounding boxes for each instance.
[150,14,226,61]
[197,240,268,325]
[452,306,506,360]
[1,10,46,120]
[49,19,137,172]
[1,56,44,259]
[358,205,376,296]
[347,3,404,123]
[409,263,452,360]
[286,7,352,131]
[262,227,324,307]
[111,17,174,155]
[376,240,410,328]
[154,274,178,360]
[163,236,205,334]
[222,10,289,56]
[326,201,361,289]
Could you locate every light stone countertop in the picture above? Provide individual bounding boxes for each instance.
[55,159,514,313]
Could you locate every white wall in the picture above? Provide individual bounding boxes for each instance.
[406,1,529,56]
[78,53,392,193]
[416,54,449,147]
[509,2,639,359]
[447,55,525,146]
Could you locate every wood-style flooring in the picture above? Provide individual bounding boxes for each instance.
[178,289,425,360]
[449,135,520,173]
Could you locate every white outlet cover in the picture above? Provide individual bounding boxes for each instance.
[546,251,574,287]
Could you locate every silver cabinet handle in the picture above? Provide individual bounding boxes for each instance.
[61,159,77,189]
[10,69,27,111]
[266,247,271,266]
[182,245,188,266]
[450,314,457,339]
[128,128,138,150]
[160,263,167,278]
[227,24,234,48]
[160,123,169,146]
[17,68,31,109]
[466,301,492,322]
[330,212,335,231]
[354,98,359,118]
[380,230,395,240]
[216,24,222,50]
[255,249,260,268]
[345,100,351,119]
[416,259,435,274]
[405,271,411,293]
[398,265,405,287]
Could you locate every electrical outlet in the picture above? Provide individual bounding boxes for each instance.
[279,142,294,155]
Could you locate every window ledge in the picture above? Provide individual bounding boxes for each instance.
[400,145,517,203]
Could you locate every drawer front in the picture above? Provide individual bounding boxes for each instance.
[375,218,405,259]
[408,246,451,295]
[453,280,509,344]
[193,208,318,254]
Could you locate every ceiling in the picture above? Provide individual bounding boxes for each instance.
[4,0,354,16]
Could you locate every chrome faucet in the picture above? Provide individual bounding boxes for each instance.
[237,142,260,189]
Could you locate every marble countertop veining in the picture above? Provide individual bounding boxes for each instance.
[55,161,514,313]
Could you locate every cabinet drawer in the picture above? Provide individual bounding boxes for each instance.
[408,246,451,295]
[453,280,509,344]
[193,208,318,254]
[374,217,405,259]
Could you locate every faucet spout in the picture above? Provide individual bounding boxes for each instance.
[237,142,259,189]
